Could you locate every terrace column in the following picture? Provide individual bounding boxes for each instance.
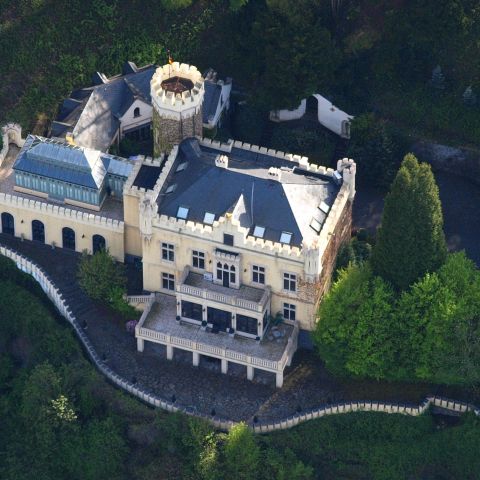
[166,344,174,360]
[276,371,284,388]
[193,351,200,366]
[257,315,263,338]
[137,337,144,352]
[247,365,254,381]
[221,358,228,374]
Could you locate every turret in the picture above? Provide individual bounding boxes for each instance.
[150,62,205,155]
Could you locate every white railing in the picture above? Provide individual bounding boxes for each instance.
[179,282,270,313]
[127,294,152,304]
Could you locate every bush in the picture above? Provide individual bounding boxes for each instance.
[77,249,136,318]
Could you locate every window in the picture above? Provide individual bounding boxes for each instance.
[165,184,177,194]
[32,220,45,243]
[162,273,175,291]
[176,162,188,172]
[217,262,235,287]
[237,314,258,335]
[133,107,140,118]
[252,265,265,284]
[318,201,330,214]
[62,227,75,250]
[280,231,292,245]
[283,303,296,321]
[283,272,297,292]
[253,225,265,238]
[92,234,106,254]
[162,243,174,261]
[177,206,189,219]
[203,212,215,225]
[223,234,234,246]
[181,300,203,321]
[192,250,205,269]
[310,217,322,233]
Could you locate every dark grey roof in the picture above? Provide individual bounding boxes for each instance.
[157,139,340,247]
[203,81,222,124]
[52,64,156,151]
[133,165,162,189]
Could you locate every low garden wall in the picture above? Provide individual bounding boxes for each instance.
[1,243,479,433]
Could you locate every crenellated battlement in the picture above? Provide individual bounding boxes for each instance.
[152,211,303,259]
[150,62,204,118]
[199,137,338,177]
[0,192,124,232]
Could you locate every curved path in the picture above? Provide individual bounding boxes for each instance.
[1,234,479,432]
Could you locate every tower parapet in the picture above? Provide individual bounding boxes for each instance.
[151,62,205,155]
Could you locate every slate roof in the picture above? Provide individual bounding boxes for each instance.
[132,165,162,189]
[202,81,222,124]
[51,63,156,151]
[157,139,340,247]
[72,65,155,151]
[13,136,133,190]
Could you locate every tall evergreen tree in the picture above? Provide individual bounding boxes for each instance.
[371,154,447,290]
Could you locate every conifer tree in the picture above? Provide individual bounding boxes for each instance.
[371,154,447,290]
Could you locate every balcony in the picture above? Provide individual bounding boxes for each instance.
[135,293,298,388]
[178,269,270,314]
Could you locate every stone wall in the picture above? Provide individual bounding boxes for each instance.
[412,140,480,186]
[1,243,478,434]
[0,123,24,166]
[317,199,352,302]
[153,108,203,156]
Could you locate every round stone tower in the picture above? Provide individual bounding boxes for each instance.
[150,62,205,156]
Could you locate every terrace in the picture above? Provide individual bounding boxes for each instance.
[136,293,298,387]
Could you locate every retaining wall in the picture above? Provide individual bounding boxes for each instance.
[1,243,478,433]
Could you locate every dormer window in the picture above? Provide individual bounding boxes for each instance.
[310,217,322,234]
[253,225,265,238]
[176,162,188,173]
[318,201,330,214]
[203,212,215,225]
[134,107,140,118]
[165,184,177,194]
[280,231,292,245]
[177,206,189,219]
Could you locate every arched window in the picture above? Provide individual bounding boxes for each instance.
[230,265,236,284]
[1,212,14,236]
[32,220,45,243]
[92,234,106,254]
[62,227,75,250]
[133,107,140,118]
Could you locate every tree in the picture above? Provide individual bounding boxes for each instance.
[314,263,400,380]
[371,154,447,291]
[347,113,404,188]
[252,1,341,110]
[223,423,260,480]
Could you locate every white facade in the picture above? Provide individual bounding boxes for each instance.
[270,94,353,138]
[119,99,153,136]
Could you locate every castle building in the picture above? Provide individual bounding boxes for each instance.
[49,61,231,153]
[0,63,355,388]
